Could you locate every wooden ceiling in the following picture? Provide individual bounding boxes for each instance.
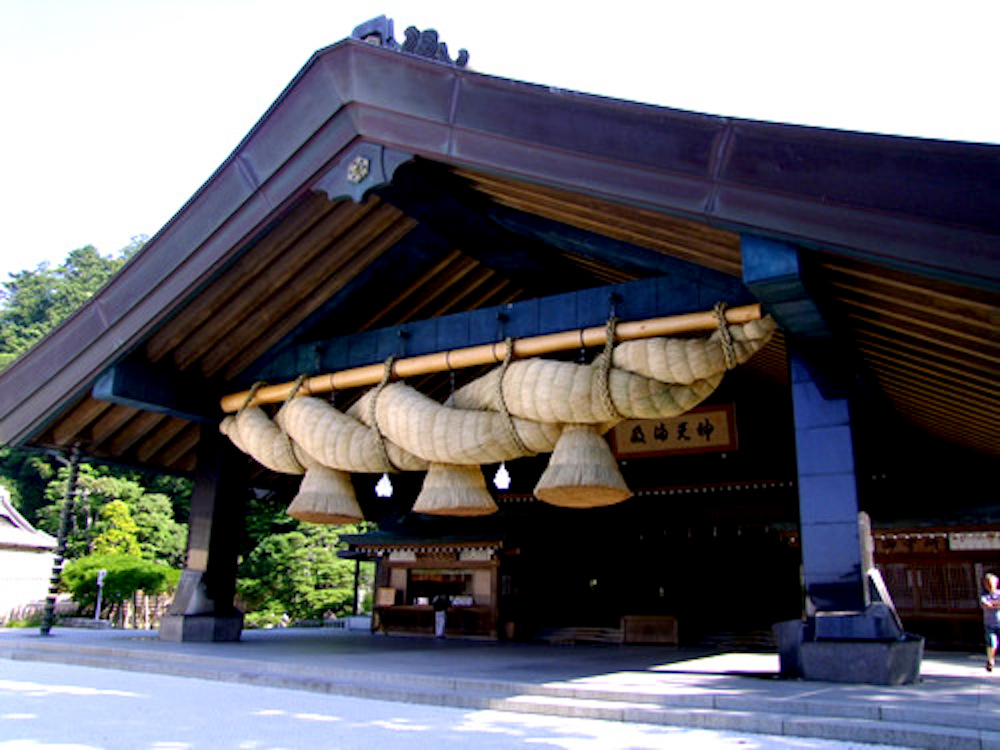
[455,169,744,278]
[28,162,998,477]
[810,255,999,457]
[459,170,1000,460]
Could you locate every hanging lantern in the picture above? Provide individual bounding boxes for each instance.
[412,463,498,516]
[375,473,394,498]
[534,424,632,508]
[494,462,511,490]
[286,466,364,525]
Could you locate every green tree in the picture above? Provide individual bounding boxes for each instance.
[1,240,370,626]
[91,499,141,557]
[38,463,185,565]
[61,553,179,617]
[0,238,153,526]
[238,523,369,626]
[129,491,187,566]
[0,241,142,370]
[0,238,194,624]
[145,472,193,526]
[241,488,299,556]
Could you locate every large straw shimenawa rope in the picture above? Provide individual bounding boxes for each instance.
[220,313,777,520]
[450,358,722,423]
[348,384,563,464]
[277,396,429,473]
[451,316,776,421]
[221,406,305,475]
[221,405,367,524]
[613,314,775,383]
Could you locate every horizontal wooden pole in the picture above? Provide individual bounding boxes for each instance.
[220,303,762,413]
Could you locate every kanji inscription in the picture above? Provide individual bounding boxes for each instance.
[610,404,737,457]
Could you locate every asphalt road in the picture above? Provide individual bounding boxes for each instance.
[0,658,905,750]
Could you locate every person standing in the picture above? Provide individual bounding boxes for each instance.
[981,572,1000,673]
[431,593,450,638]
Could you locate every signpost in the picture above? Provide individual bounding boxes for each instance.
[94,568,107,622]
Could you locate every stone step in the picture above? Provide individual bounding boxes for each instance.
[4,639,998,750]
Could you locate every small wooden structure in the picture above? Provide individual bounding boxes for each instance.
[342,533,501,639]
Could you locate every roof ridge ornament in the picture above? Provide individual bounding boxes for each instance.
[352,15,469,68]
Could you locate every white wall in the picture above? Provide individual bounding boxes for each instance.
[0,547,55,623]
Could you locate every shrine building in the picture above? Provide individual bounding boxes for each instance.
[0,16,997,683]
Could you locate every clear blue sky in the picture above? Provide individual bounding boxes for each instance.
[2,0,997,281]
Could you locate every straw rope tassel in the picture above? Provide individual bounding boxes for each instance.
[280,375,365,525]
[532,315,632,508]
[533,424,632,508]
[286,463,364,525]
[411,463,499,516]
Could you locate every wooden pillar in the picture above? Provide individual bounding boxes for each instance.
[743,234,867,612]
[790,353,867,612]
[160,427,246,642]
[749,236,922,683]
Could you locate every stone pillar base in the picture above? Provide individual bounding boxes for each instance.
[799,636,924,685]
[773,619,808,678]
[159,613,243,643]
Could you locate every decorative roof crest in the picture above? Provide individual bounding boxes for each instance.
[352,15,469,68]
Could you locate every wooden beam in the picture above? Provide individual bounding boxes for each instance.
[741,234,849,399]
[107,411,169,457]
[216,212,419,381]
[136,417,191,463]
[51,398,114,447]
[143,193,342,364]
[844,310,1000,365]
[455,168,743,277]
[742,235,832,340]
[375,161,596,288]
[251,274,753,386]
[92,357,216,423]
[856,340,999,391]
[220,303,762,412]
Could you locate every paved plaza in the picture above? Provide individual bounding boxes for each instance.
[1,627,998,748]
